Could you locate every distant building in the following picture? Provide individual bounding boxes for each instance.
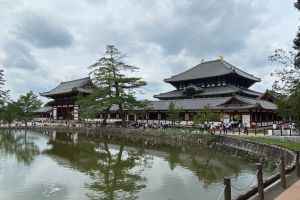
[40,77,94,120]
[33,106,53,119]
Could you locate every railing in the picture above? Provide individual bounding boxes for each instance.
[216,152,300,200]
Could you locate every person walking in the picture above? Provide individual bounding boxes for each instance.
[244,122,249,135]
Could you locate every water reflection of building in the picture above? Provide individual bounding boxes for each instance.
[39,59,279,126]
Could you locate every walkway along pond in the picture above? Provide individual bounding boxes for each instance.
[0,128,298,200]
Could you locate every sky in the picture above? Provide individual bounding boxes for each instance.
[0,0,299,103]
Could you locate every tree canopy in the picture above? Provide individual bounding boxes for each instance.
[0,69,10,106]
[268,1,300,124]
[166,102,182,125]
[77,45,146,126]
[16,91,43,124]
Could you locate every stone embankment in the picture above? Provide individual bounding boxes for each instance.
[215,136,297,200]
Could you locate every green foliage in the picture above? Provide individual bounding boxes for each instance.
[269,49,299,95]
[16,91,43,123]
[0,69,10,107]
[0,101,20,124]
[268,2,300,125]
[193,104,220,126]
[166,102,182,125]
[78,45,146,126]
[295,0,300,10]
[244,136,300,151]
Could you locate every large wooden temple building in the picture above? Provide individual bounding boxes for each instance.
[148,58,279,127]
[39,58,280,127]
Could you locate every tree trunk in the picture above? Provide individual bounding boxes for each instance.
[118,104,126,127]
[101,108,110,127]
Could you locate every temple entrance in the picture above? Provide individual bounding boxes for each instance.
[57,106,74,120]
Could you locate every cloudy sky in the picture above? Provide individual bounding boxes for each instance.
[0,0,299,102]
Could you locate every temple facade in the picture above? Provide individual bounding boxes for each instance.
[40,77,94,120]
[143,58,279,127]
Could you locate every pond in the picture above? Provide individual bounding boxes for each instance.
[0,129,264,200]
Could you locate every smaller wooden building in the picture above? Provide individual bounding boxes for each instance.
[40,77,94,120]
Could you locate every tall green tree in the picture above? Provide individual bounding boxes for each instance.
[166,102,182,125]
[0,69,10,106]
[0,101,20,126]
[269,49,299,95]
[79,45,146,126]
[17,91,43,126]
[268,1,300,124]
[294,0,300,68]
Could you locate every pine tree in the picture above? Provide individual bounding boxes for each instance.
[80,45,146,126]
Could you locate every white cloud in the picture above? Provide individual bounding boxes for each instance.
[0,0,298,101]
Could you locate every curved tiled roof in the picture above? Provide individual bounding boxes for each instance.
[154,85,263,100]
[164,59,261,83]
[41,77,94,97]
[109,95,276,111]
[150,95,275,111]
[33,107,53,113]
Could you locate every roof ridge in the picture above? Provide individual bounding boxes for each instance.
[164,59,228,81]
[61,76,90,84]
[222,60,261,81]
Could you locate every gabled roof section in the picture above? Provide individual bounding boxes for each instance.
[33,107,53,113]
[164,59,261,83]
[217,96,250,106]
[40,77,94,97]
[109,95,277,111]
[258,90,283,101]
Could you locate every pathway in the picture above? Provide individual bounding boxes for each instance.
[275,180,300,200]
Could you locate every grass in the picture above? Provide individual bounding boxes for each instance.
[241,136,300,151]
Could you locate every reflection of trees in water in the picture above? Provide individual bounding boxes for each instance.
[49,132,253,194]
[46,133,153,200]
[0,130,40,164]
[158,143,252,189]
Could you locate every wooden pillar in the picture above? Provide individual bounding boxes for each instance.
[271,113,274,122]
[74,105,79,120]
[260,113,262,127]
[296,151,300,177]
[280,156,286,188]
[256,163,264,200]
[224,177,231,200]
[184,112,189,126]
[134,114,137,122]
[157,113,161,123]
[53,106,57,120]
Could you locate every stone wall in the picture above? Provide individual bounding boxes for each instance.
[215,136,296,165]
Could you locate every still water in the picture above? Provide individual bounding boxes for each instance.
[0,129,260,200]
